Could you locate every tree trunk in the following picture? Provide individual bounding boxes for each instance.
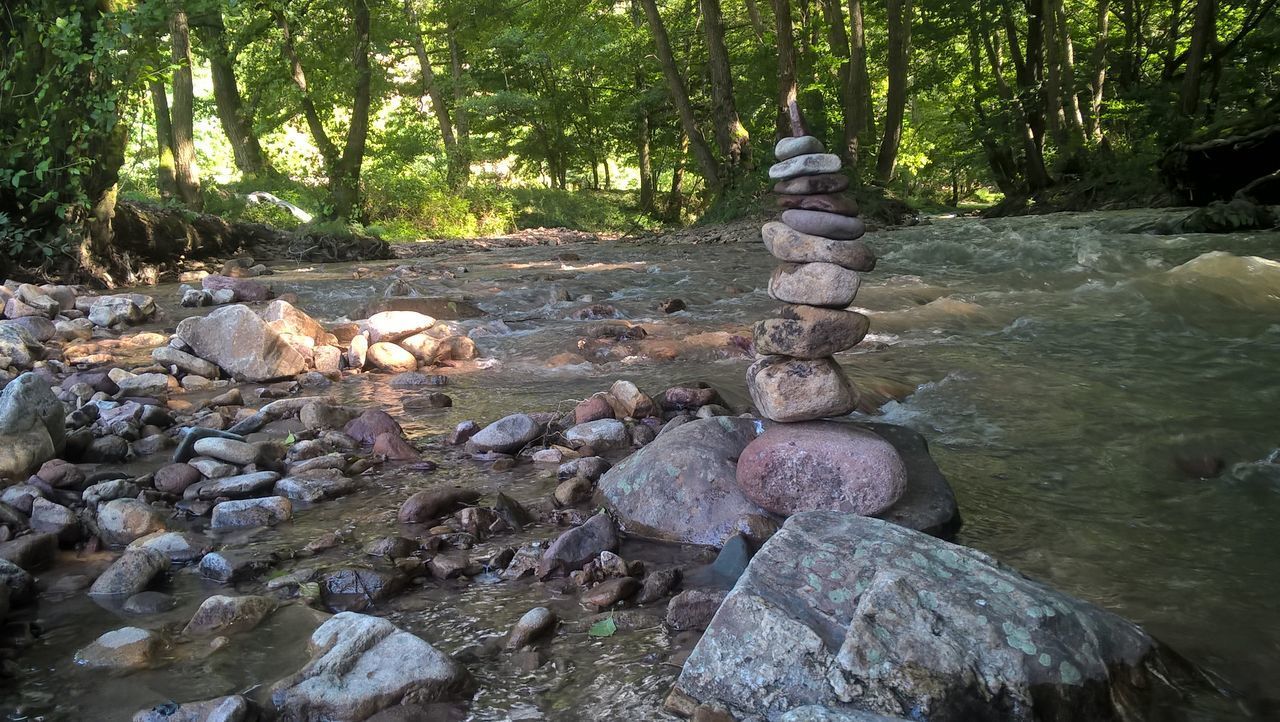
[700,0,750,172]
[1181,0,1216,116]
[330,0,372,221]
[275,10,340,170]
[149,81,178,199]
[1057,3,1087,144]
[1090,0,1110,140]
[968,28,1023,195]
[630,1,656,214]
[848,0,873,151]
[667,129,689,221]
[772,0,800,139]
[447,22,472,176]
[1042,0,1066,143]
[744,0,767,41]
[405,0,465,187]
[169,7,202,211]
[195,10,269,176]
[638,0,723,193]
[983,23,1052,190]
[875,0,911,183]
[819,0,856,165]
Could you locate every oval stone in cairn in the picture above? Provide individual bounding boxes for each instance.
[754,305,869,359]
[746,356,859,422]
[773,173,850,195]
[768,153,843,180]
[768,263,860,308]
[761,222,876,271]
[779,209,866,240]
[774,135,826,161]
[776,192,859,216]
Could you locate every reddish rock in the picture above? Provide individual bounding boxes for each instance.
[343,410,403,445]
[201,275,273,302]
[373,432,419,461]
[153,463,201,494]
[735,421,907,517]
[397,487,481,524]
[573,395,615,425]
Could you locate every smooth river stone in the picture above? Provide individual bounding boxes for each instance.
[754,305,870,358]
[768,154,842,181]
[780,209,866,240]
[735,422,907,517]
[776,192,859,216]
[773,172,850,195]
[774,135,824,161]
[746,356,858,423]
[762,222,876,271]
[768,263,861,308]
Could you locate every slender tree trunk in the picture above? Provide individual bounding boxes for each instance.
[968,28,1022,194]
[329,0,372,221]
[149,81,178,199]
[700,0,750,171]
[1181,0,1216,115]
[1090,0,1110,140]
[667,129,689,221]
[195,10,269,176]
[169,7,202,210]
[744,0,767,41]
[275,10,340,169]
[630,1,656,214]
[405,0,465,187]
[848,0,873,146]
[638,0,722,192]
[1042,0,1066,143]
[447,22,472,176]
[984,24,1052,190]
[772,0,799,139]
[875,0,911,183]
[819,0,856,165]
[1058,6,1087,143]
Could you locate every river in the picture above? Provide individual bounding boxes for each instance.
[4,209,1278,720]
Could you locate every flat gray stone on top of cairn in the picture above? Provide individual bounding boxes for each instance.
[747,356,858,423]
[780,208,866,240]
[754,305,869,358]
[762,222,876,271]
[768,153,843,181]
[768,263,861,308]
[773,172,850,195]
[774,135,825,161]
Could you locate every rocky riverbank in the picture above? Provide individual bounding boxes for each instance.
[0,239,1219,720]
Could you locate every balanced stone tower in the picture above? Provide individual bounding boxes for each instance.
[746,133,873,422]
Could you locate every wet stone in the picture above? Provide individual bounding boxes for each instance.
[761,222,876,271]
[754,304,870,358]
[768,263,861,308]
[123,590,177,614]
[747,356,859,423]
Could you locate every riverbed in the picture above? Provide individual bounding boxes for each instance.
[5,209,1278,720]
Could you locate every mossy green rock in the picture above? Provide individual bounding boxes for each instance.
[674,512,1186,721]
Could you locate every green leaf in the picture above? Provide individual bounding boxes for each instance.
[588,617,617,637]
[283,432,297,445]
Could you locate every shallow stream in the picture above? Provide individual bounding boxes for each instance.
[5,209,1280,720]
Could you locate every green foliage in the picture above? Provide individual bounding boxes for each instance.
[588,616,618,637]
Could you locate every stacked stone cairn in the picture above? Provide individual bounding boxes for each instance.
[735,130,909,523]
[745,134,873,423]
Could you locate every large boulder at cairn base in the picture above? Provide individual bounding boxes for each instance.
[271,611,472,720]
[671,512,1186,722]
[597,417,767,547]
[0,372,65,480]
[737,422,907,517]
[175,304,308,381]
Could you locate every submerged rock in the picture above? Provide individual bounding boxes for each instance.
[89,547,168,597]
[74,626,160,670]
[597,416,766,547]
[270,612,472,719]
[469,413,542,454]
[183,594,277,636]
[672,512,1186,721]
[537,512,618,578]
[132,695,255,722]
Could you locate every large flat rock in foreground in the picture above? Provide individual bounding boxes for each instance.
[597,417,960,547]
[671,512,1186,721]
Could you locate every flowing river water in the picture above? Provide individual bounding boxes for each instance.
[4,209,1279,720]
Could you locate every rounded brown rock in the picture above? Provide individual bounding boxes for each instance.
[753,305,870,358]
[761,222,876,271]
[768,263,860,308]
[772,173,850,195]
[746,356,858,423]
